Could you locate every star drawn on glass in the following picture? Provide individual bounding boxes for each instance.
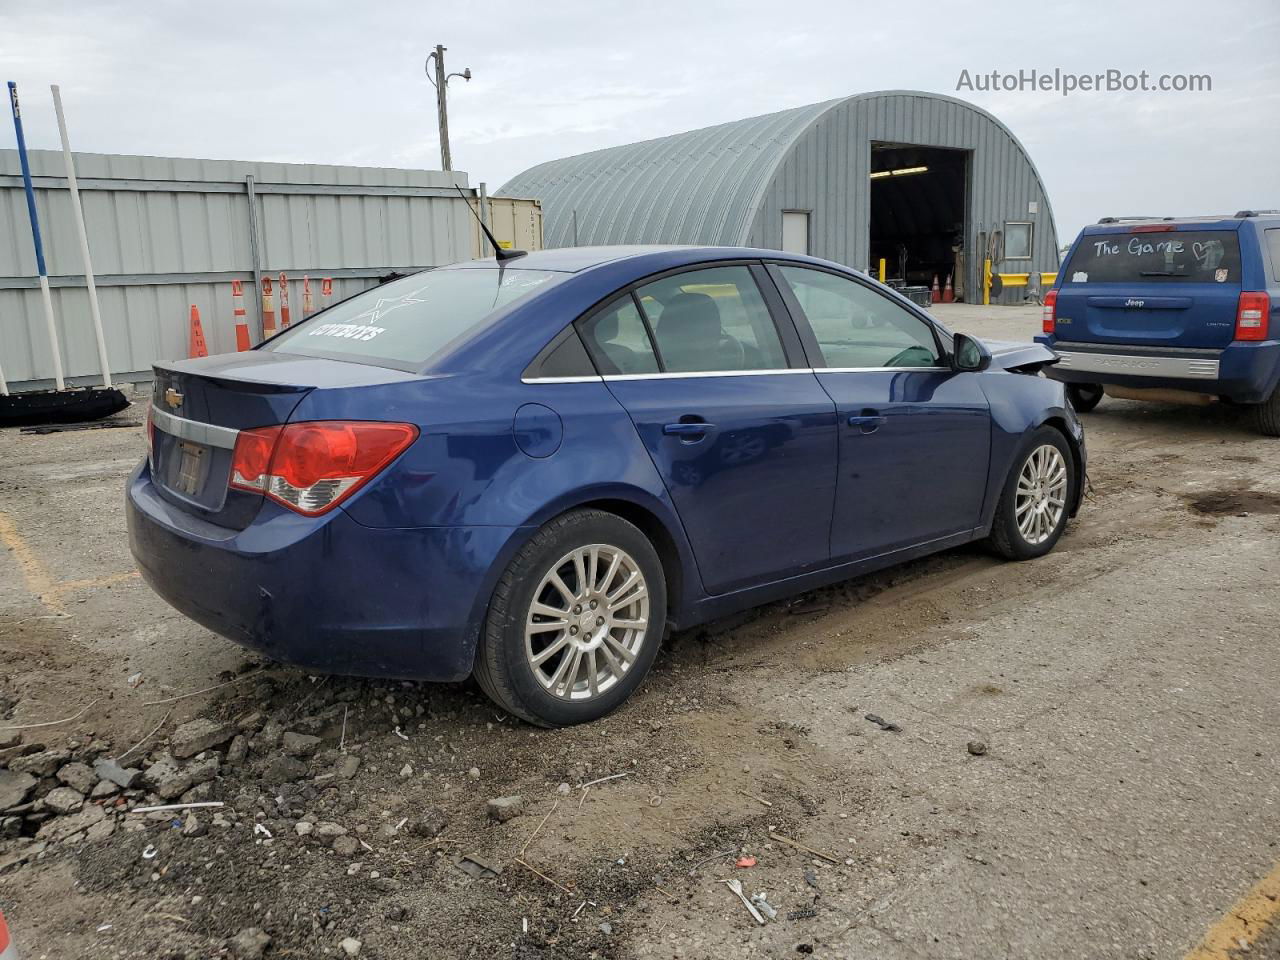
[346,290,428,324]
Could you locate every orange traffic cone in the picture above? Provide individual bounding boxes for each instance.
[261,276,277,338]
[231,280,251,351]
[0,904,17,960]
[189,305,208,358]
[930,275,942,304]
[279,273,292,328]
[942,273,955,303]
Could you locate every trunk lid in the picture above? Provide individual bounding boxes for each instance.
[149,352,421,529]
[1054,225,1243,348]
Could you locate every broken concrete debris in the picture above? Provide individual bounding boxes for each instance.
[486,795,525,822]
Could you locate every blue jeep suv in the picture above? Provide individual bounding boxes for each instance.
[1038,211,1280,434]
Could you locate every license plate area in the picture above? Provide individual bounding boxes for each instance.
[175,441,208,496]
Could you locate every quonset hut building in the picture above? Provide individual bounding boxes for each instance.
[499,90,1057,303]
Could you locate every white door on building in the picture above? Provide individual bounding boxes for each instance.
[781,211,810,254]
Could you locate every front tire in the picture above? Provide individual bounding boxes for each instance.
[474,509,666,727]
[988,427,1075,561]
[1066,383,1104,413]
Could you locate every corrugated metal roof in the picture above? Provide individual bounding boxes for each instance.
[498,91,1059,286]
[498,99,839,247]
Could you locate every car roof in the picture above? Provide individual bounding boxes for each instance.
[445,244,847,274]
[1083,212,1280,233]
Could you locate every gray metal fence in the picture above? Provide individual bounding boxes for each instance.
[0,151,476,390]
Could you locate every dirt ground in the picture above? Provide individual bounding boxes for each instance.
[1,303,1278,960]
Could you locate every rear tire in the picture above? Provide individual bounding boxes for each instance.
[1066,382,1104,413]
[988,427,1076,561]
[474,509,666,727]
[1251,386,1280,437]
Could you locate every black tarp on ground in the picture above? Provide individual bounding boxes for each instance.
[0,388,130,427]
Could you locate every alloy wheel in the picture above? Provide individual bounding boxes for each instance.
[1015,444,1068,545]
[524,544,650,701]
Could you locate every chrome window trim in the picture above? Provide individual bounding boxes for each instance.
[816,366,948,374]
[521,365,953,383]
[603,368,810,381]
[150,407,240,449]
[520,375,606,384]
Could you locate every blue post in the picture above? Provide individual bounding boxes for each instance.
[8,80,64,389]
[8,82,48,277]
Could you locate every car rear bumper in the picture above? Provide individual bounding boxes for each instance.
[126,462,528,681]
[1037,338,1280,403]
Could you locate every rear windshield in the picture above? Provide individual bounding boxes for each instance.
[264,268,564,368]
[1063,230,1242,285]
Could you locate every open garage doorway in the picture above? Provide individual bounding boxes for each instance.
[869,142,970,299]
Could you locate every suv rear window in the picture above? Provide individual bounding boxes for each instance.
[1063,230,1242,285]
[264,267,564,368]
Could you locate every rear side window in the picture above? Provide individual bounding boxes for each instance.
[1063,230,1242,284]
[635,266,787,373]
[1266,229,1280,283]
[265,268,564,368]
[580,297,660,375]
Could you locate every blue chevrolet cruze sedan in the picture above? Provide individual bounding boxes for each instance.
[128,246,1086,726]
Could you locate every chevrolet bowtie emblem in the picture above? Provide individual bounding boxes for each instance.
[164,388,184,408]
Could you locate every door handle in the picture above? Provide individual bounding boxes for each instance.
[847,412,886,434]
[663,421,715,437]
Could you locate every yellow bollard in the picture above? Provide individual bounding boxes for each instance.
[983,258,992,306]
[878,258,886,283]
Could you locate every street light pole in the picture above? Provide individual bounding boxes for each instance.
[425,44,471,172]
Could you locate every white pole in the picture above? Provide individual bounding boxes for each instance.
[37,275,64,391]
[51,84,111,389]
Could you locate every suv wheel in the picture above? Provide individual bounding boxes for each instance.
[1066,383,1104,413]
[474,509,666,726]
[988,427,1076,560]
[1251,385,1280,437]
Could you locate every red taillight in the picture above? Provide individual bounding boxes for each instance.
[229,425,282,491]
[230,421,417,515]
[1130,224,1175,233]
[1234,292,1271,342]
[1042,289,1058,334]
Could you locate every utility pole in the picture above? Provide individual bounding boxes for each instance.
[425,44,471,171]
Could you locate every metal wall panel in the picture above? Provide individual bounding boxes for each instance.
[499,91,1059,304]
[0,150,475,390]
[749,91,1059,300]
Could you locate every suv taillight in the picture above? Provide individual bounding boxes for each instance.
[1042,289,1058,334]
[1235,292,1271,342]
[230,421,418,516]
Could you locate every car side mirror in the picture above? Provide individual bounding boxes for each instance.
[952,333,992,372]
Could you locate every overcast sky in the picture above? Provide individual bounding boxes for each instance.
[3,0,1277,242]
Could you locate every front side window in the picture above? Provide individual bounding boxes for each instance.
[634,266,787,373]
[776,266,942,369]
[264,267,564,368]
[1005,222,1033,260]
